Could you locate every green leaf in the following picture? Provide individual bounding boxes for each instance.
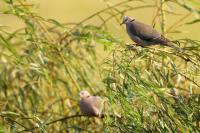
[48,19,63,27]
[186,19,200,24]
[0,125,4,133]
[0,34,20,61]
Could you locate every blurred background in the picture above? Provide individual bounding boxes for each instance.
[0,0,200,132]
[1,0,200,40]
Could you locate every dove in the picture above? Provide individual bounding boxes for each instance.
[121,16,182,51]
[79,90,103,117]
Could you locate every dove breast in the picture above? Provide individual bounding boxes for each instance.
[79,96,103,116]
[126,20,162,46]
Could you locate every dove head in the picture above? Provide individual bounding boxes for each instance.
[79,90,91,98]
[120,16,135,25]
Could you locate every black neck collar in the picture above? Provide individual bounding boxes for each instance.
[130,19,135,22]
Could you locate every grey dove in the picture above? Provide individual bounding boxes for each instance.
[121,16,181,51]
[79,90,103,117]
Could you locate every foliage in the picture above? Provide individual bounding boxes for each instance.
[0,0,200,132]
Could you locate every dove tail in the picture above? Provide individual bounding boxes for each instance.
[165,42,183,52]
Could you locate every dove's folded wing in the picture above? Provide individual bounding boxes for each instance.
[91,96,104,114]
[129,21,161,41]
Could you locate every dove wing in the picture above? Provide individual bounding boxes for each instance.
[91,96,103,111]
[129,21,161,41]
[79,96,103,116]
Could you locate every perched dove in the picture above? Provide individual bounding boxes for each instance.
[79,90,103,117]
[121,16,181,51]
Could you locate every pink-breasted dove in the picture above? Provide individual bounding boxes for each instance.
[121,16,181,51]
[79,90,103,117]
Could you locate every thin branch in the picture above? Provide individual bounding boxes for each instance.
[59,0,138,43]
[100,5,155,27]
[1,115,31,132]
[160,0,166,34]
[166,12,191,34]
[17,114,99,133]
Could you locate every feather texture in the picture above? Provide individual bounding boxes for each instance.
[122,16,182,51]
[79,90,103,116]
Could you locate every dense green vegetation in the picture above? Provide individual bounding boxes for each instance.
[0,0,200,132]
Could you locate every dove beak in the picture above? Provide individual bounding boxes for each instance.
[120,19,126,25]
[120,21,124,25]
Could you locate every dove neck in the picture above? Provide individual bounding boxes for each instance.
[130,19,135,22]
